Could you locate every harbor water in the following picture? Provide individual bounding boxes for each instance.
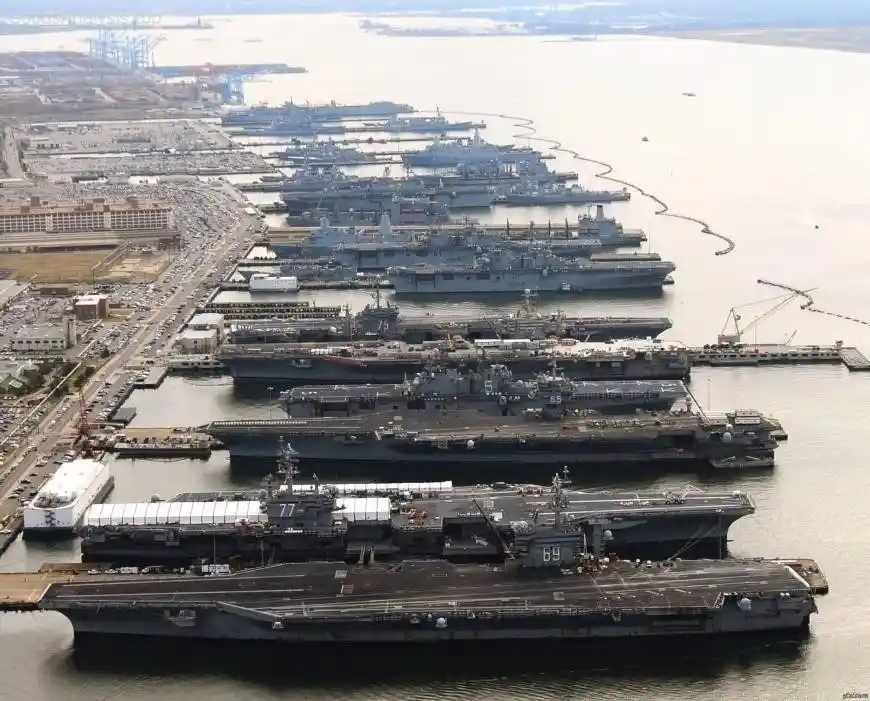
[3,14,870,701]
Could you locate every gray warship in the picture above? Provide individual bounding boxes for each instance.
[216,337,692,385]
[227,290,673,344]
[201,406,783,470]
[496,183,631,206]
[402,130,541,168]
[273,213,645,269]
[227,287,674,344]
[270,141,374,167]
[281,178,430,210]
[77,449,756,566]
[222,100,414,127]
[39,469,819,643]
[365,112,485,133]
[417,160,579,187]
[282,363,689,418]
[388,247,676,295]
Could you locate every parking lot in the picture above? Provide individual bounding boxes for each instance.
[0,177,259,527]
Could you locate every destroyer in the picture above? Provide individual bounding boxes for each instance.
[202,406,782,470]
[216,338,692,386]
[78,453,755,566]
[283,364,688,418]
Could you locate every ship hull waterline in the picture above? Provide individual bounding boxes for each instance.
[58,605,812,643]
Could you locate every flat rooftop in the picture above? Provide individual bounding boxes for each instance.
[0,197,170,216]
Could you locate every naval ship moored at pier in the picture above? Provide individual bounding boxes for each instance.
[37,462,819,645]
[226,288,672,345]
[282,364,689,418]
[216,339,691,387]
[201,406,783,472]
[77,448,756,566]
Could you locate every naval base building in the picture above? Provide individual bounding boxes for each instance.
[0,196,179,250]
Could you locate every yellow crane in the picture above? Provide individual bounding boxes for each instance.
[718,288,816,345]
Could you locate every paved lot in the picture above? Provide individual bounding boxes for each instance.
[0,179,260,527]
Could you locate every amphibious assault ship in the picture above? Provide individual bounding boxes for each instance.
[388,248,676,295]
[216,338,692,386]
[282,363,689,418]
[202,406,782,470]
[77,450,755,566]
[269,209,644,262]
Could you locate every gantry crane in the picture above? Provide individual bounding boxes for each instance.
[718,287,816,345]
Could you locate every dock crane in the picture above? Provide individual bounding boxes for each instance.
[718,287,816,345]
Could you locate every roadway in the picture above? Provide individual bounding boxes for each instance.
[0,127,25,181]
[0,184,260,528]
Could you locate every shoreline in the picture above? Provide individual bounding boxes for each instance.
[658,27,870,54]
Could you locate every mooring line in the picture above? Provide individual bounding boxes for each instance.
[444,110,736,256]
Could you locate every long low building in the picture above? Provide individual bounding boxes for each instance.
[0,195,179,251]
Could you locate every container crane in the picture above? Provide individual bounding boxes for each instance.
[718,288,816,345]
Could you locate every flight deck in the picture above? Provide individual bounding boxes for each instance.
[36,558,822,643]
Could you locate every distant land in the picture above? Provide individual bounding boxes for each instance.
[662,27,870,53]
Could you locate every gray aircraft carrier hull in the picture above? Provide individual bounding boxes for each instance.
[219,355,691,386]
[59,605,812,642]
[44,559,817,643]
[210,432,776,473]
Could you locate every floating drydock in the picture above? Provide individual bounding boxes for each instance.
[201,407,782,472]
[217,339,692,387]
[78,463,753,565]
[36,557,819,643]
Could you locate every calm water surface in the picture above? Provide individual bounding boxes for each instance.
[2,14,870,700]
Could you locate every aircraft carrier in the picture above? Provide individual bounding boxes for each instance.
[217,338,691,386]
[202,406,783,471]
[282,364,689,418]
[38,555,819,643]
[226,298,674,344]
[77,447,756,566]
